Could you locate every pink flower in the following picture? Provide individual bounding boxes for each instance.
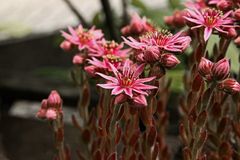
[121,13,154,36]
[61,25,103,51]
[122,36,160,63]
[124,30,191,55]
[86,40,129,72]
[97,60,157,98]
[88,55,124,72]
[89,40,130,58]
[217,78,240,94]
[141,30,191,53]
[185,7,234,41]
[211,58,230,81]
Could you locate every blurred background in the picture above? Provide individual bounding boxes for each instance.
[0,0,238,159]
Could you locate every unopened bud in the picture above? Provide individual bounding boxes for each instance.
[164,16,174,26]
[132,95,147,107]
[160,54,180,69]
[212,58,230,81]
[226,28,237,39]
[234,9,240,20]
[84,65,97,77]
[41,99,48,109]
[173,10,186,27]
[60,40,72,51]
[47,90,62,108]
[36,108,47,119]
[217,0,232,11]
[72,54,84,65]
[217,78,240,94]
[234,36,240,46]
[114,94,128,105]
[198,57,213,81]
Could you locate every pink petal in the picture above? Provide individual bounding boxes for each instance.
[132,88,148,95]
[124,88,133,97]
[133,83,158,90]
[133,63,145,78]
[97,83,117,89]
[108,62,120,78]
[96,73,118,83]
[111,86,124,95]
[136,76,156,83]
[133,95,147,107]
[204,27,212,41]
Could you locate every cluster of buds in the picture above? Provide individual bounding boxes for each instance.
[209,0,240,11]
[36,90,63,120]
[198,57,240,94]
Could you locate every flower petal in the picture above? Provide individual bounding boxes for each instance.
[111,86,124,95]
[97,83,117,89]
[204,27,212,41]
[96,73,118,83]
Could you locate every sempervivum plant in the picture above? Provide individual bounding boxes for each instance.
[36,0,240,159]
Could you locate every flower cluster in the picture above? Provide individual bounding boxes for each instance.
[36,90,62,120]
[123,29,191,68]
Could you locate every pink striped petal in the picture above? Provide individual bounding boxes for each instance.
[96,73,118,83]
[111,87,124,95]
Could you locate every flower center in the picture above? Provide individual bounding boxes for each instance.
[203,9,222,27]
[121,77,133,86]
[102,41,119,55]
[77,30,92,44]
[141,29,172,47]
[104,54,122,64]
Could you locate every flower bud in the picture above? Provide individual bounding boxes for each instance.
[234,36,240,46]
[132,95,147,107]
[36,108,47,119]
[211,58,230,81]
[72,54,84,65]
[60,40,72,51]
[114,94,127,105]
[160,54,180,69]
[41,99,48,109]
[217,0,232,11]
[164,16,174,26]
[173,10,186,27]
[47,90,62,109]
[226,28,237,39]
[84,65,97,77]
[234,9,240,20]
[198,57,213,81]
[45,108,57,120]
[217,78,240,94]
